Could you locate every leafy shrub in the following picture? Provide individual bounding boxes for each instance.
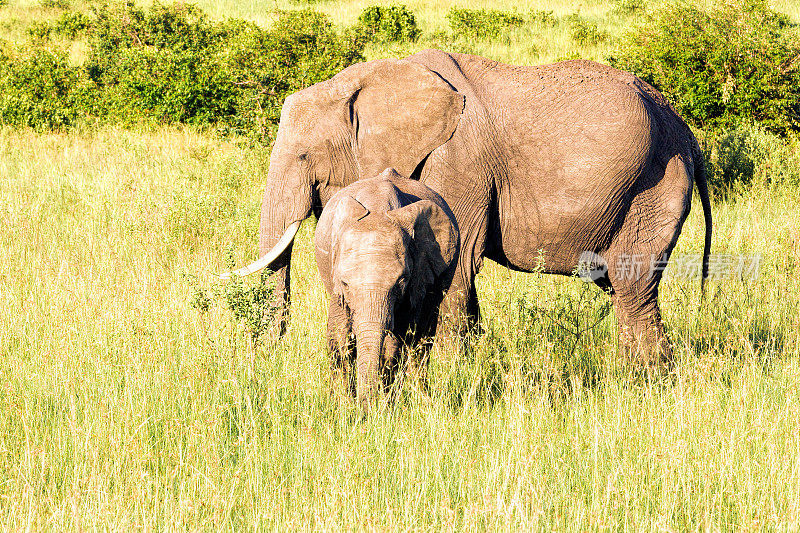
[221,10,366,134]
[611,0,800,135]
[0,1,365,136]
[189,265,280,345]
[357,5,420,42]
[54,11,92,38]
[89,5,364,133]
[446,8,524,40]
[0,47,89,129]
[567,15,607,46]
[26,21,52,42]
[703,123,800,195]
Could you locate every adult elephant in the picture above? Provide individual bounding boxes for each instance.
[226,49,712,365]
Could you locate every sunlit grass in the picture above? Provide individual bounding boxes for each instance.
[1,125,799,528]
[1,0,800,528]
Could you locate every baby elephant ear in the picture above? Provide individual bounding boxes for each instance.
[338,196,370,222]
[387,200,458,277]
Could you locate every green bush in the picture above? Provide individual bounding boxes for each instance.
[446,8,524,40]
[40,0,70,8]
[703,123,800,195]
[529,10,557,27]
[0,2,367,136]
[357,5,420,42]
[54,11,93,38]
[222,10,366,134]
[87,5,364,134]
[611,0,800,136]
[26,21,52,42]
[0,46,90,129]
[567,15,607,46]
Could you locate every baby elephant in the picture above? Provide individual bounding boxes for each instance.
[315,169,459,408]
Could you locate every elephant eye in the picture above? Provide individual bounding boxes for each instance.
[298,153,308,162]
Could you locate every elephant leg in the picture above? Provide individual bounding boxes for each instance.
[381,333,403,400]
[438,239,485,338]
[607,275,671,367]
[606,154,693,367]
[437,277,480,351]
[410,337,433,396]
[272,264,291,336]
[326,298,354,396]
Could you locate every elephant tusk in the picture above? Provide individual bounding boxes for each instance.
[219,221,302,279]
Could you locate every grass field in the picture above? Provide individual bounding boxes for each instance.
[2,0,800,529]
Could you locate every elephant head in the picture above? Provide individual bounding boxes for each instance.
[320,194,458,408]
[222,58,464,315]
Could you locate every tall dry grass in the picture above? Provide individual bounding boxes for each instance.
[1,0,800,528]
[1,125,799,529]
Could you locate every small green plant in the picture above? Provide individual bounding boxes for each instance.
[188,258,280,345]
[446,8,524,40]
[221,269,279,345]
[529,9,557,27]
[40,0,70,8]
[357,5,420,42]
[611,0,800,135]
[567,14,607,46]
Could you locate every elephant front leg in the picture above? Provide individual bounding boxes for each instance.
[438,257,482,339]
[272,264,291,336]
[435,198,488,340]
[326,298,355,397]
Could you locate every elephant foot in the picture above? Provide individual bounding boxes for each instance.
[618,324,675,371]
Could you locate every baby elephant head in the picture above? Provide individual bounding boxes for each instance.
[330,196,458,406]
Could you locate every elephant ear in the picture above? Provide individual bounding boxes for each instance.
[335,59,464,179]
[336,195,370,222]
[387,200,459,311]
[328,195,370,264]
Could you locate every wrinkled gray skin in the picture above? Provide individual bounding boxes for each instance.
[315,170,459,408]
[239,49,712,365]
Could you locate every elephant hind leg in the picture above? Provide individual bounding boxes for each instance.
[606,228,678,367]
[606,155,693,367]
[607,276,672,367]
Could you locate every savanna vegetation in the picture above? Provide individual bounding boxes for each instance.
[1,0,800,529]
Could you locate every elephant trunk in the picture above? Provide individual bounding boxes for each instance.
[352,289,395,409]
[354,326,385,409]
[221,153,314,334]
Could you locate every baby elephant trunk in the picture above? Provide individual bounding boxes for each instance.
[352,289,394,410]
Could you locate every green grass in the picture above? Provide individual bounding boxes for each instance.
[2,0,800,529]
[2,125,800,529]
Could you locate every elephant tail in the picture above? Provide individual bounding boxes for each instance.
[693,145,712,299]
